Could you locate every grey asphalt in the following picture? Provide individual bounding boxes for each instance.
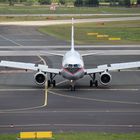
[0,55,140,134]
[0,25,140,134]
[1,17,140,26]
[0,25,68,46]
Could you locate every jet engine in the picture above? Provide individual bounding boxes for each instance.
[100,71,112,85]
[34,72,46,85]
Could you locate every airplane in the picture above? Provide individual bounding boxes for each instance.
[0,19,140,91]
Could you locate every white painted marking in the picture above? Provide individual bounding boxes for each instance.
[51,88,139,91]
[48,90,140,105]
[48,80,140,105]
[1,50,140,56]
[0,88,47,112]
[0,35,48,109]
[1,109,140,114]
[0,51,52,56]
[0,88,43,92]
[0,123,140,128]
[37,55,47,66]
[0,104,45,113]
[0,17,140,26]
[36,55,48,107]
[44,81,48,107]
[0,45,140,49]
[56,80,68,86]
[0,34,22,46]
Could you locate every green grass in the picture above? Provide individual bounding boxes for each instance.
[0,134,18,140]
[0,5,140,14]
[0,132,140,140]
[0,4,139,22]
[38,20,140,45]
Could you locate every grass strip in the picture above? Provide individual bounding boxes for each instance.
[0,132,140,140]
[0,5,140,14]
[38,20,140,45]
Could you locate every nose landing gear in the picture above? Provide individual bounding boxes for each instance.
[70,80,76,91]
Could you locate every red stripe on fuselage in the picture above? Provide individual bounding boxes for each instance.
[62,67,84,76]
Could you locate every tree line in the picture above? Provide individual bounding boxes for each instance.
[0,0,139,7]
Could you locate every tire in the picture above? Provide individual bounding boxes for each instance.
[48,80,51,87]
[73,86,75,91]
[70,85,75,91]
[52,80,56,87]
[95,80,98,87]
[90,80,93,87]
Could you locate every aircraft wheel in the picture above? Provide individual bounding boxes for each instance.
[70,85,75,91]
[48,80,51,87]
[90,80,93,87]
[95,80,98,87]
[52,80,56,87]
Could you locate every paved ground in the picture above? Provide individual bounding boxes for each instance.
[0,17,140,26]
[0,25,140,134]
[0,26,68,46]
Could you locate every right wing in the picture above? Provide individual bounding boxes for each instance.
[0,60,61,74]
[86,61,140,74]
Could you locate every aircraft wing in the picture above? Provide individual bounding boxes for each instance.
[86,61,140,74]
[0,60,61,74]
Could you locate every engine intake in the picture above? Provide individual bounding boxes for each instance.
[100,72,112,85]
[34,72,46,85]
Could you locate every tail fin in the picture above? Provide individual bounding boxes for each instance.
[71,18,75,51]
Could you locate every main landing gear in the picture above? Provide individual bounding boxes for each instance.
[89,73,98,87]
[48,73,56,87]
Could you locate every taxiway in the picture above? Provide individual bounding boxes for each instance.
[0,25,140,133]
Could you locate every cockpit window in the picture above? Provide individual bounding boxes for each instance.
[65,64,82,68]
[74,64,78,68]
[64,64,82,74]
[78,64,82,68]
[64,64,68,68]
[68,64,73,68]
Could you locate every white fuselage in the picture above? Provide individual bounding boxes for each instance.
[61,50,85,80]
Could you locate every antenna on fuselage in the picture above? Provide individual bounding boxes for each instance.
[71,18,75,51]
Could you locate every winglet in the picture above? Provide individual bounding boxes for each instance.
[71,18,75,51]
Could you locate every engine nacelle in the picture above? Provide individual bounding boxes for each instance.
[34,72,46,86]
[100,71,112,85]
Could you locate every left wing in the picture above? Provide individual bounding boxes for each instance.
[86,61,140,74]
[0,60,61,74]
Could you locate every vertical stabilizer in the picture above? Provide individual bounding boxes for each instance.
[71,18,75,51]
